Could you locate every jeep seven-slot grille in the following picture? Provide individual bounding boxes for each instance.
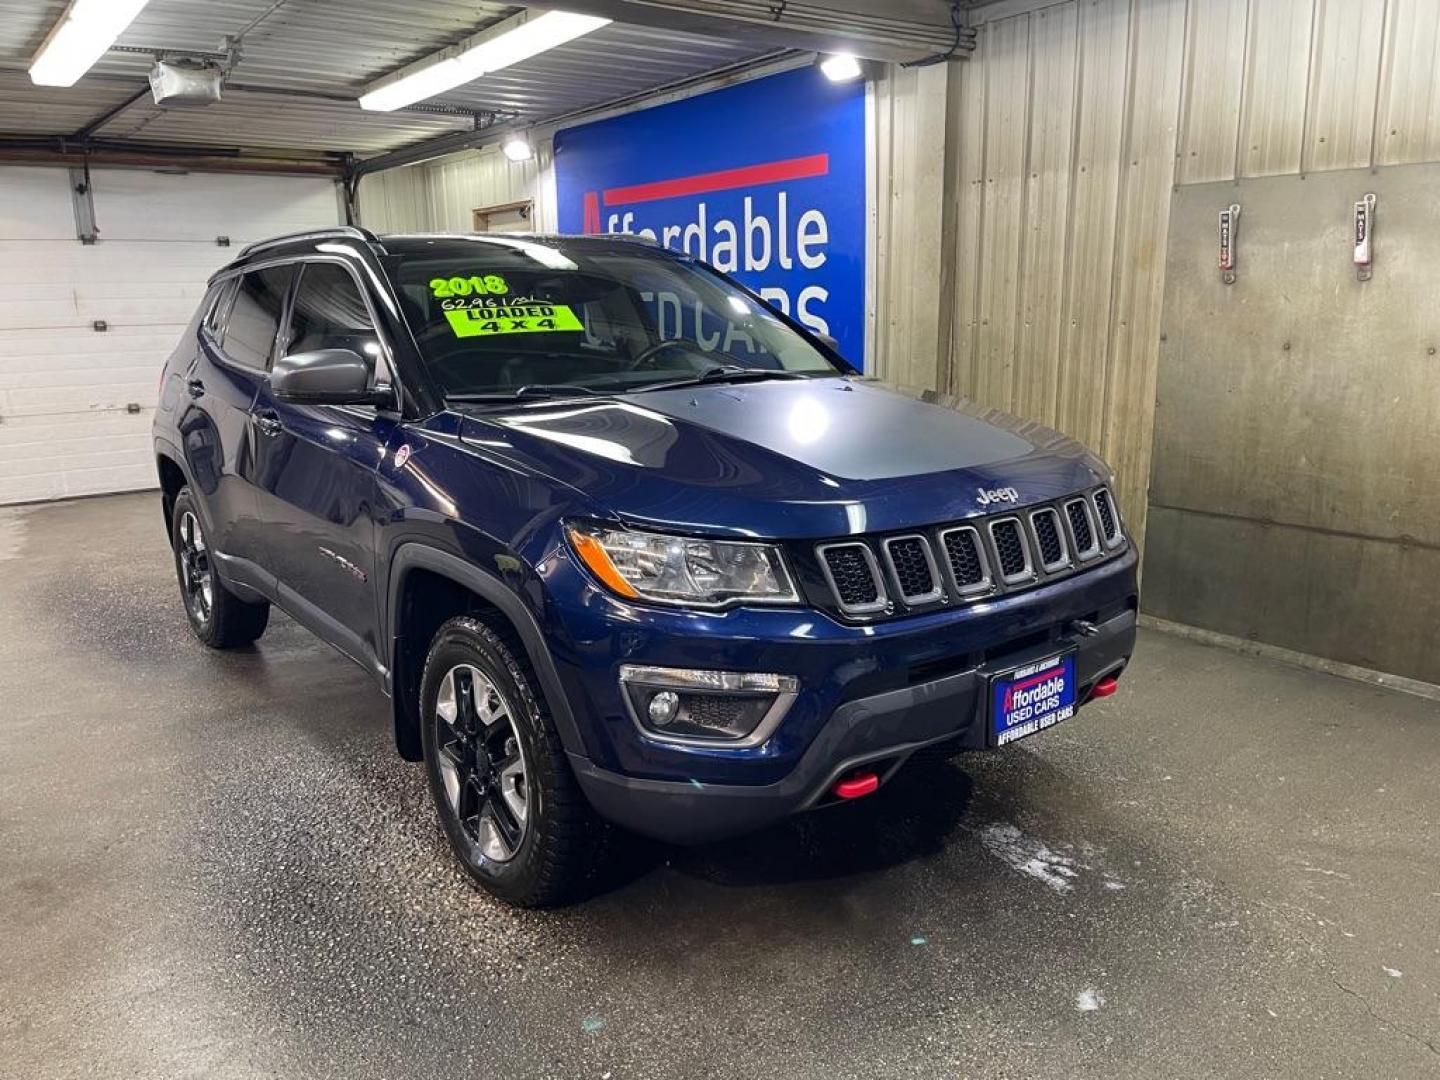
[1066,499,1097,554]
[820,543,882,611]
[809,486,1124,620]
[885,536,938,601]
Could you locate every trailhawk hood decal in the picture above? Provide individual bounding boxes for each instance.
[454,379,1107,539]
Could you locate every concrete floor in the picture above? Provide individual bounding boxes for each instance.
[2,492,1437,1079]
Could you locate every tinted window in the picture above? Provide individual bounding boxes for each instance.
[202,279,236,335]
[220,265,294,369]
[286,263,379,369]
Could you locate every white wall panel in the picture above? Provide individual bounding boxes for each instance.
[0,168,339,505]
[356,164,432,234]
[425,145,546,233]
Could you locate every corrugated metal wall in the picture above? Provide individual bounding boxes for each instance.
[870,62,950,387]
[356,144,554,235]
[909,0,1192,549]
[875,0,1440,549]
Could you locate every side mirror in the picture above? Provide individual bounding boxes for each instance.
[813,332,841,354]
[270,349,391,407]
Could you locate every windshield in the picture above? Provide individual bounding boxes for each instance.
[382,237,844,398]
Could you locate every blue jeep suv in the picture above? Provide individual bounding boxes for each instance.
[153,226,1137,906]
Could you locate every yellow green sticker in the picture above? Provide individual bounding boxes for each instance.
[430,274,509,298]
[444,304,584,338]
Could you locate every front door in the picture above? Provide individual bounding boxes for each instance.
[247,260,397,672]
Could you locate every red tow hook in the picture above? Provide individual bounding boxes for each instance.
[1091,675,1120,699]
[832,771,880,800]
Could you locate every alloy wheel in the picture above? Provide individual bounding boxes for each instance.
[178,511,213,624]
[434,663,530,863]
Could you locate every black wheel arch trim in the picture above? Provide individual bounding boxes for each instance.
[385,543,585,764]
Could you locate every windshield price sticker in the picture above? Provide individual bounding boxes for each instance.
[444,303,584,338]
[430,274,510,298]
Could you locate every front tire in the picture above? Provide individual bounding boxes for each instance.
[419,616,604,907]
[170,487,269,649]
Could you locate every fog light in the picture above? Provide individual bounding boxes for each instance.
[648,690,680,726]
[619,665,799,747]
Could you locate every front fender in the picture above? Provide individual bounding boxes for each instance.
[384,541,585,762]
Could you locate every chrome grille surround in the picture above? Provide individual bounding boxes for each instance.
[987,516,1035,584]
[881,534,944,605]
[1064,497,1101,560]
[816,541,888,616]
[1091,487,1124,548]
[1028,507,1072,572]
[938,524,992,596]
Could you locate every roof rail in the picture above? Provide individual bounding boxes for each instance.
[238,225,379,257]
[596,231,659,247]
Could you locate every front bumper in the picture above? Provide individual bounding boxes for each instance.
[571,604,1133,843]
[550,545,1139,843]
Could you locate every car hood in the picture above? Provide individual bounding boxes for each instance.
[452,378,1109,539]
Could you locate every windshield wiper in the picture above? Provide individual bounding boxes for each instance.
[630,365,813,394]
[446,384,604,404]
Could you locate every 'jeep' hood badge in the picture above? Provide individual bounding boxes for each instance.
[976,486,1019,507]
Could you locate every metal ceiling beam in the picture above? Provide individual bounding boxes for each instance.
[0,137,346,177]
[352,46,800,178]
[69,86,150,141]
[508,0,972,63]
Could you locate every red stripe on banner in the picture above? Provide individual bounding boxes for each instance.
[1011,666,1064,695]
[601,153,829,207]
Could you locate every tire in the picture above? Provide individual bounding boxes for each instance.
[419,616,605,907]
[170,487,269,649]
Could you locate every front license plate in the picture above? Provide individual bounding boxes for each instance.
[991,651,1077,746]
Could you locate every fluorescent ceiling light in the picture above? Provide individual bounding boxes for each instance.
[359,10,611,112]
[819,53,863,83]
[30,0,151,87]
[501,135,534,162]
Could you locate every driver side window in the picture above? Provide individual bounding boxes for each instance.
[285,262,384,384]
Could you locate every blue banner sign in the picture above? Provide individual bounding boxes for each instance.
[554,66,868,366]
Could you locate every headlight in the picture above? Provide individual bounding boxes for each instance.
[566,522,798,607]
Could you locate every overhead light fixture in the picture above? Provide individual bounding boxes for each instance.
[359,10,610,112]
[501,135,534,163]
[29,0,152,87]
[819,53,863,83]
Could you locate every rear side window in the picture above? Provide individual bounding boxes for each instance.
[220,265,295,370]
[202,279,236,336]
[286,263,380,366]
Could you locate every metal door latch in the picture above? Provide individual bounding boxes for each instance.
[1354,193,1376,281]
[1218,204,1240,285]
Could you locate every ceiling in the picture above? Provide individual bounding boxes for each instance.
[0,0,786,162]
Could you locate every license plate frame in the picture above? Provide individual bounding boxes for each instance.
[989,650,1078,747]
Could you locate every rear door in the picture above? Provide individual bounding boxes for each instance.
[247,258,398,670]
[179,263,293,561]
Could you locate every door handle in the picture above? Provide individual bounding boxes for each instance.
[253,409,283,437]
[186,378,205,399]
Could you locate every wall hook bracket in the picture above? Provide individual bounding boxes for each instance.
[1354,193,1376,281]
[1218,203,1240,285]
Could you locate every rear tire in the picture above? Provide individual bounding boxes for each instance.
[170,487,269,649]
[419,616,606,907]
